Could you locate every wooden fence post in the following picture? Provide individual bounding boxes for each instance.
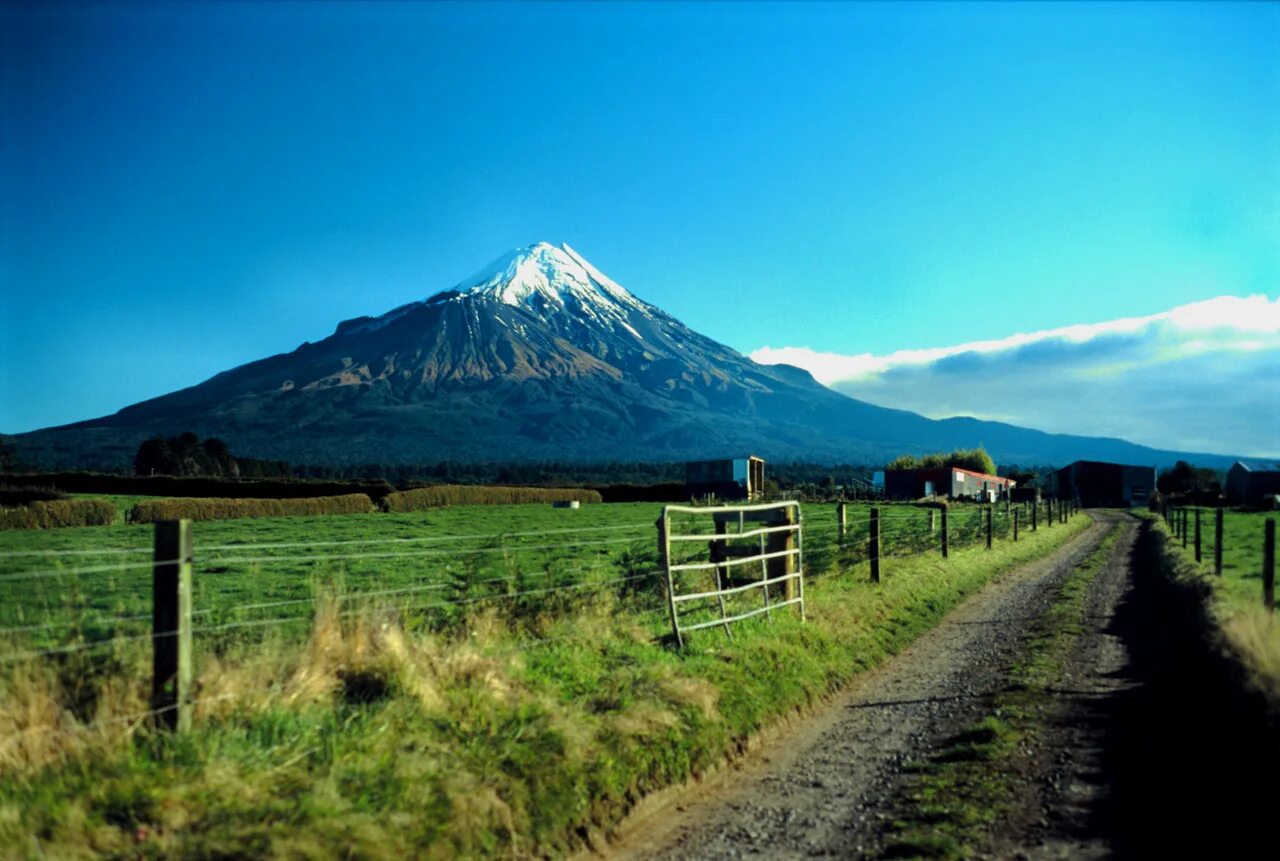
[1214,507,1224,577]
[869,507,881,583]
[1182,509,1188,549]
[1194,509,1202,563]
[658,513,683,649]
[783,504,800,606]
[1264,519,1275,614]
[985,506,993,550]
[929,509,936,533]
[838,500,847,546]
[1032,500,1038,531]
[153,519,193,732]
[1047,499,1053,527]
[1013,508,1019,542]
[940,508,949,559]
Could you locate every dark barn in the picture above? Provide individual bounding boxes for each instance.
[1055,460,1155,508]
[1225,460,1280,507]
[685,455,765,501]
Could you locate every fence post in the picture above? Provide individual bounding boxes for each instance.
[1214,507,1224,577]
[869,507,881,583]
[985,506,993,549]
[153,519,193,732]
[1032,500,1038,531]
[783,504,800,605]
[1264,519,1275,614]
[1182,509,1188,549]
[1013,508,1019,542]
[1047,499,1053,527]
[1194,509,1202,563]
[940,508,949,559]
[929,509,936,533]
[838,500,847,546]
[658,512,683,649]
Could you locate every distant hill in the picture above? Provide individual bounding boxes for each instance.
[8,242,1241,472]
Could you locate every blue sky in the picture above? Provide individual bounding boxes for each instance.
[1,2,1276,456]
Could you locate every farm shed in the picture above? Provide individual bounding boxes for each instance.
[685,456,765,501]
[1055,460,1155,508]
[883,467,1014,502]
[1225,460,1280,507]
[1010,485,1041,504]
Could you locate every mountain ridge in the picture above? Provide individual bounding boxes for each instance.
[8,242,1243,471]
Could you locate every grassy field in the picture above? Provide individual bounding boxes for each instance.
[1168,507,1275,615]
[0,499,1083,858]
[68,494,157,519]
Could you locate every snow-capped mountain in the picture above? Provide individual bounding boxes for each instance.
[10,243,1238,469]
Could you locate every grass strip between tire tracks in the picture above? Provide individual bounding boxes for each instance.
[880,516,1122,860]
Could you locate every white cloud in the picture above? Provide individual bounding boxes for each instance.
[750,295,1280,458]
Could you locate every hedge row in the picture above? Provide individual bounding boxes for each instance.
[381,485,602,512]
[0,484,68,506]
[0,472,394,501]
[128,494,376,523]
[0,499,118,530]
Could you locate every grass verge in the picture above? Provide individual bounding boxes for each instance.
[880,516,1122,860]
[1140,511,1280,705]
[0,512,1089,858]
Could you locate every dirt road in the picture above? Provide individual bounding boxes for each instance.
[609,514,1117,860]
[606,511,1280,859]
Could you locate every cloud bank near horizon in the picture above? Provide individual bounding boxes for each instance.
[751,295,1280,459]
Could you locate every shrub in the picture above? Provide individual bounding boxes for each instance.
[0,499,118,530]
[128,494,375,523]
[381,485,602,512]
[0,472,394,502]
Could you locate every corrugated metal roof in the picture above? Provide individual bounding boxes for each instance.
[1234,460,1280,473]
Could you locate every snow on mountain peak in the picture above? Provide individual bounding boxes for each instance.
[453,242,647,317]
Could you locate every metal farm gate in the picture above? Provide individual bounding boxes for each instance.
[658,501,804,648]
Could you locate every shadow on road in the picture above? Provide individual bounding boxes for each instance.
[1068,521,1280,857]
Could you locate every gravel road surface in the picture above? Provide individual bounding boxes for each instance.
[608,513,1118,860]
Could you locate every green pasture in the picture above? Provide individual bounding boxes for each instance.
[0,499,1089,859]
[1169,507,1275,615]
[0,499,1037,661]
[68,493,158,518]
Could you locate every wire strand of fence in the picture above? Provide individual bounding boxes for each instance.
[374,572,657,619]
[196,522,651,553]
[0,630,157,664]
[189,562,631,619]
[0,612,153,636]
[196,535,648,568]
[0,559,181,584]
[0,546,153,560]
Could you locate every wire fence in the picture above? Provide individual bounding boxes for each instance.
[0,519,668,669]
[1164,505,1277,611]
[0,497,1080,735]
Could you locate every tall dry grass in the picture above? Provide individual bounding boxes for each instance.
[127,493,375,523]
[381,485,601,512]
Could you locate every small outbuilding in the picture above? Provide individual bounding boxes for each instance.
[1226,460,1280,507]
[884,467,1014,502]
[1055,460,1155,508]
[685,455,766,501]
